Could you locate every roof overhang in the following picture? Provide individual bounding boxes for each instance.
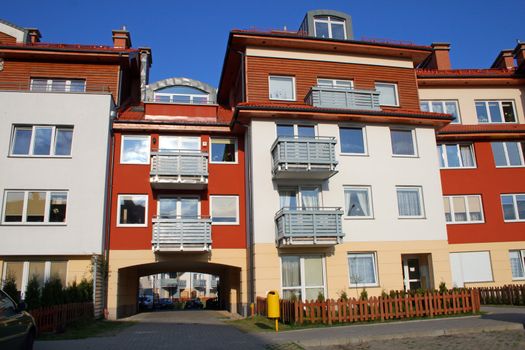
[437,125,525,141]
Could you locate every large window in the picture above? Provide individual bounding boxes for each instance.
[344,186,372,218]
[276,124,315,138]
[475,101,516,123]
[443,195,484,223]
[210,195,239,224]
[210,138,237,163]
[501,194,525,222]
[157,197,199,218]
[117,195,148,226]
[375,82,399,107]
[2,261,68,298]
[158,136,200,152]
[396,187,424,218]
[121,135,150,164]
[279,186,319,210]
[491,142,525,167]
[390,129,417,156]
[313,16,346,39]
[437,144,475,168]
[281,255,325,301]
[339,127,366,155]
[269,76,295,101]
[317,78,353,89]
[30,78,86,93]
[348,253,378,287]
[420,100,461,124]
[10,125,73,157]
[2,190,68,224]
[450,251,493,287]
[510,250,525,280]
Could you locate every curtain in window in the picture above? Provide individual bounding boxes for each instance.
[397,189,421,216]
[349,255,376,284]
[279,190,297,209]
[460,145,474,167]
[510,251,524,279]
[301,188,319,209]
[281,256,300,287]
[453,197,467,222]
[345,189,369,216]
[467,197,482,221]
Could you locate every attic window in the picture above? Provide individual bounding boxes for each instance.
[314,16,346,40]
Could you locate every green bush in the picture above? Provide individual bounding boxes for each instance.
[78,278,93,302]
[317,291,325,302]
[2,274,20,304]
[439,282,448,294]
[359,288,368,301]
[41,278,65,307]
[338,289,348,301]
[25,276,41,310]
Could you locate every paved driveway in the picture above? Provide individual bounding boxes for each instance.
[35,310,268,350]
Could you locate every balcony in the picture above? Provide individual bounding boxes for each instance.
[305,86,381,111]
[275,207,344,247]
[271,136,337,179]
[193,279,207,289]
[150,151,208,189]
[178,280,187,289]
[160,278,179,288]
[152,216,212,252]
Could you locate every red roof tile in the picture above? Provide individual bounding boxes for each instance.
[417,68,518,78]
[0,42,139,53]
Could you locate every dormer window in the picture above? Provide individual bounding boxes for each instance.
[153,86,209,104]
[314,16,346,40]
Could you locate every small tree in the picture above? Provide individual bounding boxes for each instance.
[337,289,348,301]
[359,288,368,301]
[41,277,65,307]
[2,274,20,304]
[65,281,80,303]
[317,291,325,302]
[25,276,41,310]
[439,282,448,294]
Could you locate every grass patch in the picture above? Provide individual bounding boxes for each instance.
[38,318,137,340]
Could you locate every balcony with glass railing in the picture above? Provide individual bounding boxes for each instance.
[152,216,212,252]
[305,86,381,111]
[275,207,344,247]
[271,136,338,179]
[150,151,208,189]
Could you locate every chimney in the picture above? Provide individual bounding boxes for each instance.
[491,49,515,69]
[514,42,525,69]
[26,28,41,44]
[112,27,132,49]
[427,42,452,70]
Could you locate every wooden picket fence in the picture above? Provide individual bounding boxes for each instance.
[256,289,480,325]
[30,302,94,334]
[478,285,525,306]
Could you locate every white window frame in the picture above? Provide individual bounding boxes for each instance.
[347,252,379,287]
[158,136,201,151]
[491,142,525,168]
[475,100,517,124]
[268,75,296,101]
[278,185,321,209]
[501,194,525,222]
[30,78,86,93]
[313,16,347,39]
[120,135,151,165]
[209,195,239,225]
[339,125,367,156]
[390,128,418,157]
[280,255,327,302]
[156,195,201,218]
[343,186,373,219]
[209,137,238,164]
[1,190,68,225]
[317,78,353,88]
[10,125,74,157]
[117,194,148,227]
[437,143,477,169]
[443,195,484,224]
[396,186,425,219]
[420,100,461,124]
[375,82,399,107]
[509,250,525,280]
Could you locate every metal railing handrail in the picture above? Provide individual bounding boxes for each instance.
[151,150,208,156]
[275,207,343,217]
[153,215,211,221]
[0,81,111,93]
[270,135,337,154]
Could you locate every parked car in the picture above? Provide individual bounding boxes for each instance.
[138,295,154,310]
[184,298,203,310]
[159,298,174,309]
[0,289,37,350]
[205,298,219,310]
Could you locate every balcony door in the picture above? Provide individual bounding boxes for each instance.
[158,196,200,218]
[276,124,316,138]
[279,186,320,210]
[158,136,200,152]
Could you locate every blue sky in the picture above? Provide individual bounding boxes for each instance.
[4,0,525,87]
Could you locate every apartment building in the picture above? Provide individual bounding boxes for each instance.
[0,20,142,314]
[218,10,455,301]
[107,77,248,318]
[417,44,525,288]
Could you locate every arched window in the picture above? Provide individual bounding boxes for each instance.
[153,86,209,104]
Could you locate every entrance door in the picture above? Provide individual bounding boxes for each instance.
[402,257,421,290]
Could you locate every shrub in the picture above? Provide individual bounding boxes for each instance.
[65,281,81,303]
[290,292,298,302]
[439,282,448,294]
[25,276,41,310]
[381,289,388,298]
[2,274,20,304]
[78,278,93,302]
[338,289,348,301]
[317,291,325,302]
[41,277,65,307]
[360,288,368,301]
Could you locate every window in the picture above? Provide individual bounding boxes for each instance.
[279,186,319,210]
[276,124,315,138]
[491,142,525,167]
[443,195,484,223]
[339,127,366,154]
[2,261,68,298]
[158,136,200,152]
[313,16,346,39]
[210,138,237,163]
[157,196,199,218]
[317,79,353,89]
[501,194,525,222]
[121,135,150,164]
[210,195,239,224]
[2,190,68,224]
[344,186,372,218]
[509,250,525,280]
[30,78,86,92]
[10,126,73,157]
[375,83,399,106]
[396,187,424,218]
[348,253,378,287]
[269,76,295,101]
[390,129,417,156]
[281,255,325,301]
[437,144,475,168]
[420,100,461,124]
[117,195,148,226]
[450,251,493,287]
[475,101,516,123]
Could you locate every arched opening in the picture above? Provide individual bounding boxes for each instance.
[145,77,217,104]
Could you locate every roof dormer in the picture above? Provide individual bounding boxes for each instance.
[299,10,353,40]
[0,19,30,44]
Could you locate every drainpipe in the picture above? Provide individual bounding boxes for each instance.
[244,123,255,310]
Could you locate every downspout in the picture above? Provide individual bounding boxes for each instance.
[243,122,255,311]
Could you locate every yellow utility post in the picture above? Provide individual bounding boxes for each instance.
[267,290,280,332]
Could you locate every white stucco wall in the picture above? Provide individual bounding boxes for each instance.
[250,119,448,244]
[0,91,113,255]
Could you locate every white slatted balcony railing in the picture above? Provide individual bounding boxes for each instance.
[178,280,187,289]
[160,278,179,288]
[152,216,212,252]
[193,279,207,289]
[271,136,338,179]
[150,151,208,189]
[275,207,344,247]
[305,86,381,111]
